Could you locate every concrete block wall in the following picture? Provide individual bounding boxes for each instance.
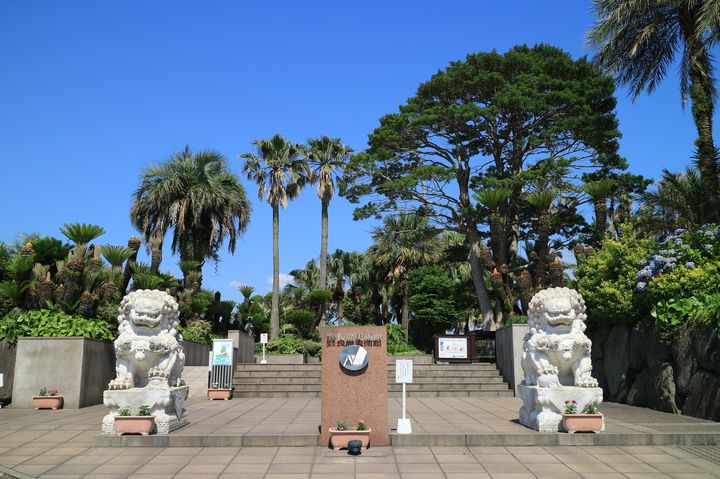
[0,339,17,406]
[495,324,528,394]
[12,337,114,408]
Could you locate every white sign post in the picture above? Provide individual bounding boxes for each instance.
[395,359,413,434]
[260,333,268,364]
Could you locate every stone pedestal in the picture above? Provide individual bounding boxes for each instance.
[518,384,604,432]
[102,383,189,435]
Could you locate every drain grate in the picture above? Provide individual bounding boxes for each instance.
[679,445,720,466]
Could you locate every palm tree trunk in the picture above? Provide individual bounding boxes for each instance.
[121,237,141,294]
[401,277,410,341]
[593,199,608,244]
[319,199,329,289]
[337,295,344,326]
[271,204,280,339]
[150,240,163,273]
[466,226,495,329]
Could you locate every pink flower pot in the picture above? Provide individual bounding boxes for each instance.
[115,416,155,436]
[562,413,603,433]
[328,428,371,450]
[207,389,233,400]
[32,396,63,410]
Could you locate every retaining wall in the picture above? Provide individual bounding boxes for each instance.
[0,339,17,406]
[495,324,527,393]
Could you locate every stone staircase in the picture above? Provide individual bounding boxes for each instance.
[231,359,513,398]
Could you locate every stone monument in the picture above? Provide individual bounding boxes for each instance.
[101,290,189,435]
[518,287,604,432]
[320,326,388,447]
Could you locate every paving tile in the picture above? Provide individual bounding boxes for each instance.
[482,462,531,473]
[134,463,187,474]
[179,462,228,474]
[218,474,264,479]
[222,462,270,473]
[356,474,401,479]
[566,463,616,473]
[44,463,98,474]
[486,473,536,479]
[267,463,313,474]
[395,454,438,464]
[610,463,661,473]
[12,463,56,475]
[311,463,355,473]
[397,463,443,473]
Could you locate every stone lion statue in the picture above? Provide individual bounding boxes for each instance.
[107,289,185,390]
[520,287,597,388]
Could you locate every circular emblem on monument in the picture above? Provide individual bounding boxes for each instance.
[339,345,369,372]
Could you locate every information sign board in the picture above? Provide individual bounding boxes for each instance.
[395,359,413,383]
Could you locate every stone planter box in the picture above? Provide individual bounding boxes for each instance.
[329,428,371,450]
[114,416,155,436]
[207,388,232,400]
[12,337,114,409]
[562,413,604,433]
[32,395,63,410]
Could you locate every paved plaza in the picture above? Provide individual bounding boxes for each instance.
[2,394,720,478]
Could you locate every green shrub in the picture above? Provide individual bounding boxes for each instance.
[386,323,424,355]
[0,309,114,344]
[179,319,213,344]
[261,334,322,358]
[284,309,315,338]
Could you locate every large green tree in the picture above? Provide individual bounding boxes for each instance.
[241,134,308,339]
[130,146,251,286]
[587,0,720,218]
[305,136,353,290]
[344,45,625,329]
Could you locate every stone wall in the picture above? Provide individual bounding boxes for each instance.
[0,339,17,406]
[184,340,211,366]
[590,324,720,421]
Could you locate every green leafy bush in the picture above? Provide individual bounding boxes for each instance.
[179,319,213,344]
[386,323,424,355]
[0,309,114,343]
[261,334,322,358]
[284,309,315,338]
[574,230,655,328]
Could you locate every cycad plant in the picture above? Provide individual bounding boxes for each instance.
[60,223,106,246]
[100,245,134,269]
[241,134,309,339]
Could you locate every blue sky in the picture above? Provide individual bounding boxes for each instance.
[0,1,715,301]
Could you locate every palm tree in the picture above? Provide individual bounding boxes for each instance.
[130,146,251,287]
[583,180,614,245]
[305,136,353,289]
[639,167,707,231]
[526,190,556,289]
[241,134,309,339]
[367,215,441,341]
[327,250,362,325]
[587,0,720,217]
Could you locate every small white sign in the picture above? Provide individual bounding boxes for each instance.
[0,373,3,388]
[260,333,268,344]
[395,359,413,384]
[438,337,468,359]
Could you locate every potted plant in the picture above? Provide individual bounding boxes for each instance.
[114,405,155,436]
[32,387,63,410]
[562,401,603,433]
[207,382,233,400]
[328,420,372,450]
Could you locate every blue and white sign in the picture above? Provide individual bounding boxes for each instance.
[211,339,233,366]
[339,345,369,371]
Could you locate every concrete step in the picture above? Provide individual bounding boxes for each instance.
[233,376,506,385]
[231,389,514,398]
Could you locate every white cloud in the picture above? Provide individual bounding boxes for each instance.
[267,273,294,289]
[228,280,244,289]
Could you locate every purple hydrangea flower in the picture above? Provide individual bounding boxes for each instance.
[685,262,696,269]
[636,282,647,291]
